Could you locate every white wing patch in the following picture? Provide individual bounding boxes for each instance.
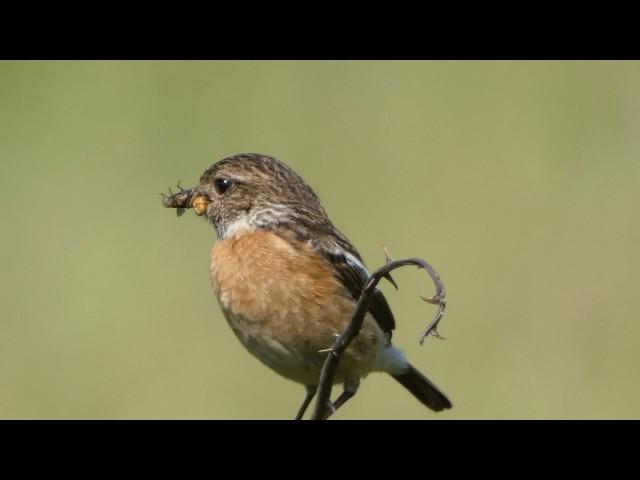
[344,251,371,282]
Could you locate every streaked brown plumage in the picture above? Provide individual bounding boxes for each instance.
[170,153,452,418]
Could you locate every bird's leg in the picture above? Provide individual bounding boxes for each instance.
[323,377,360,420]
[295,385,318,420]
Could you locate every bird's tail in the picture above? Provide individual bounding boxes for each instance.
[391,364,452,412]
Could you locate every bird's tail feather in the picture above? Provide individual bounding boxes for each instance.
[391,364,452,412]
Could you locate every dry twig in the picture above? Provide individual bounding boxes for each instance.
[311,256,447,420]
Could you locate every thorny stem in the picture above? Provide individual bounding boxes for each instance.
[310,257,447,420]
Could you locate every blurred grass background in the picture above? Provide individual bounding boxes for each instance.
[1,61,639,419]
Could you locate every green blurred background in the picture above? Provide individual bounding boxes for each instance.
[1,61,639,419]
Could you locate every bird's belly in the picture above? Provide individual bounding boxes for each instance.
[209,230,386,385]
[220,306,386,386]
[221,308,329,385]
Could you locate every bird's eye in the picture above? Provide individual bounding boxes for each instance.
[214,178,232,195]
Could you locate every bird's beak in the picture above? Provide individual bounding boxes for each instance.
[161,186,210,217]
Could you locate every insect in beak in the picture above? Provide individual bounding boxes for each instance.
[161,184,210,217]
[192,195,209,216]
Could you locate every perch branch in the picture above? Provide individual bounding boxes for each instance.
[310,257,447,420]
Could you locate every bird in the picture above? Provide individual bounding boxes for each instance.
[163,153,452,419]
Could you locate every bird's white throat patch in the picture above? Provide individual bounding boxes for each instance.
[221,215,256,239]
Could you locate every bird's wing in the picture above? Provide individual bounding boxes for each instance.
[308,232,396,336]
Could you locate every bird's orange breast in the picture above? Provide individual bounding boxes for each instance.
[211,229,345,324]
[209,229,385,385]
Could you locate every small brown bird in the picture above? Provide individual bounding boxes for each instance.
[164,153,452,419]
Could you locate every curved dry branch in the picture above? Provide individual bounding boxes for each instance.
[310,257,447,420]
